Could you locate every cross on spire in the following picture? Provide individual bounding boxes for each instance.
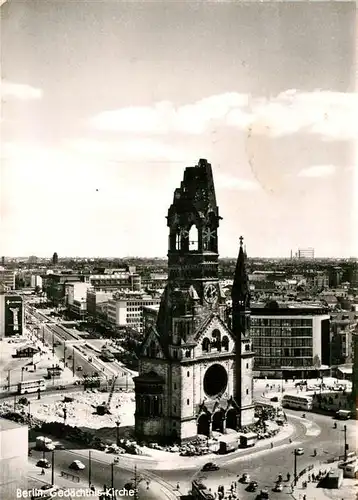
[239,235,244,247]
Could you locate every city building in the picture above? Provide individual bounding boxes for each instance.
[0,291,24,339]
[86,289,114,318]
[297,248,315,259]
[134,159,254,443]
[0,418,28,499]
[0,267,15,290]
[330,312,358,365]
[45,273,87,305]
[30,274,43,290]
[66,282,91,318]
[352,332,358,416]
[88,270,141,292]
[107,291,160,333]
[249,303,331,378]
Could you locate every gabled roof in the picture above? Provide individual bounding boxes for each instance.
[194,313,235,343]
[138,324,168,359]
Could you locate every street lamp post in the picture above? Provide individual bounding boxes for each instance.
[115,420,120,447]
[343,425,348,461]
[293,449,298,486]
[51,450,55,486]
[88,450,92,488]
[111,462,114,489]
[21,367,25,382]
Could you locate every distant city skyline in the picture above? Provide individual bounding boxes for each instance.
[1,1,357,258]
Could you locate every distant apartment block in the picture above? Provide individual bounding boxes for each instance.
[86,288,114,317]
[297,248,315,259]
[249,303,330,378]
[0,268,15,290]
[89,271,141,292]
[30,274,43,290]
[107,292,161,333]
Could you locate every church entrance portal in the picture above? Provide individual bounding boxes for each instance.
[212,410,225,433]
[226,408,237,430]
[203,363,228,397]
[197,413,210,437]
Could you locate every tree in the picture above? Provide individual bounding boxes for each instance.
[52,252,58,265]
[313,355,321,368]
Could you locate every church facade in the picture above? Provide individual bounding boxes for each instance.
[134,159,255,442]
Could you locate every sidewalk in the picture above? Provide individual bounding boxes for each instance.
[291,461,356,500]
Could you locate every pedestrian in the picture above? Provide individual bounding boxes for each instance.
[41,468,45,475]
[271,442,274,448]
[289,438,292,443]
[308,474,311,482]
[303,495,307,500]
[176,482,180,490]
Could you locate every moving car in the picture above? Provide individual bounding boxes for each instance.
[36,459,51,469]
[273,483,283,492]
[32,485,59,500]
[257,489,269,499]
[69,460,86,470]
[241,473,251,484]
[247,481,258,492]
[295,448,304,456]
[202,462,220,472]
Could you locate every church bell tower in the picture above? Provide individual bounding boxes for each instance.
[231,237,255,427]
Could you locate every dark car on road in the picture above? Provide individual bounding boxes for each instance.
[247,481,258,492]
[36,459,51,469]
[202,462,220,472]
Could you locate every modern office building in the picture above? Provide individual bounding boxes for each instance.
[0,418,28,499]
[0,268,15,290]
[297,248,315,259]
[86,288,114,317]
[107,291,161,332]
[249,303,330,378]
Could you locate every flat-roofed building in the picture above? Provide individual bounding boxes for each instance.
[0,268,15,290]
[0,418,28,499]
[107,292,161,333]
[248,302,330,378]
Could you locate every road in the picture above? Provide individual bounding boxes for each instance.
[153,411,357,499]
[29,448,160,500]
[26,307,134,390]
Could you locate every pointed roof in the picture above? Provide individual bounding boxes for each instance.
[231,236,250,305]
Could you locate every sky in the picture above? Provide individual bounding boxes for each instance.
[1,0,357,258]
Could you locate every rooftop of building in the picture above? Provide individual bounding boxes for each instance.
[0,417,27,431]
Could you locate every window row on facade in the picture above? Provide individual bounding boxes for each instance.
[255,357,314,367]
[251,327,313,337]
[251,318,313,327]
[253,337,313,347]
[254,347,312,357]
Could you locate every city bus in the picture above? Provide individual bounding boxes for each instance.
[281,394,312,411]
[18,378,47,395]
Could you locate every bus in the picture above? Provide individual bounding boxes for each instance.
[18,378,47,395]
[282,394,312,411]
[336,410,351,420]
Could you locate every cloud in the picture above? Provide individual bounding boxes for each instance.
[2,81,43,100]
[91,89,357,142]
[297,164,337,178]
[216,173,261,191]
[91,93,251,134]
[251,89,358,141]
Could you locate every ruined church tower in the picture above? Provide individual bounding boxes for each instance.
[134,159,254,442]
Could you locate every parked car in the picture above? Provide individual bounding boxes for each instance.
[36,459,51,469]
[295,448,304,456]
[258,489,269,499]
[55,443,65,450]
[32,485,59,500]
[69,460,85,470]
[273,483,283,492]
[247,481,258,492]
[241,473,251,484]
[202,462,220,472]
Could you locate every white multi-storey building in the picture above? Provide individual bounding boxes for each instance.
[107,292,161,333]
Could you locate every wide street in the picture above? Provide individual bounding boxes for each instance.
[154,411,356,499]
[29,449,159,500]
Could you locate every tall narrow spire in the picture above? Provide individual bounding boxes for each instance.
[231,236,250,307]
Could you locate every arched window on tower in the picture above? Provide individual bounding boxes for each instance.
[188,225,199,251]
[175,232,181,250]
[212,329,221,350]
[202,337,210,352]
[222,336,229,351]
